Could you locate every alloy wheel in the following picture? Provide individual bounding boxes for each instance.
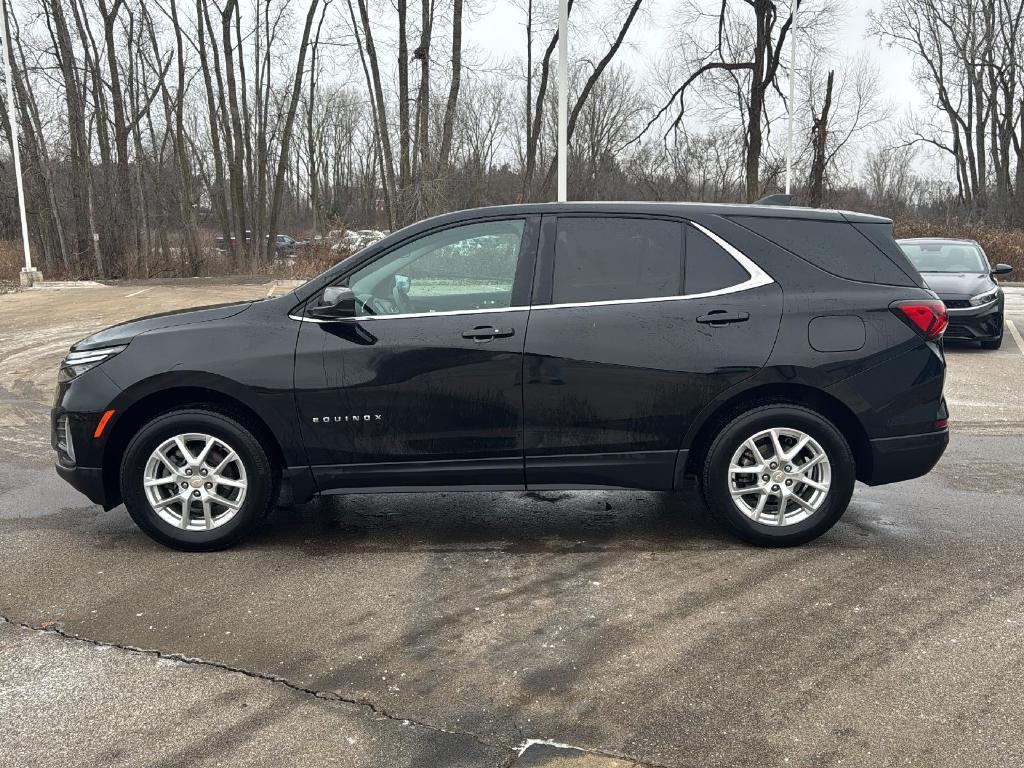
[727,427,832,526]
[143,433,248,531]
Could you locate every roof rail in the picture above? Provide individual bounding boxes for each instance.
[755,193,792,206]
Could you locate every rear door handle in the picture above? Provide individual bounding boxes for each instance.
[696,310,750,326]
[462,326,515,341]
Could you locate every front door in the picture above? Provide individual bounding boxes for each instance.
[294,217,539,491]
[523,214,783,490]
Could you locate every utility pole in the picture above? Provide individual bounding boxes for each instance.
[785,0,798,197]
[0,0,38,285]
[556,0,568,202]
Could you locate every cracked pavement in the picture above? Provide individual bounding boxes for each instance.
[2,280,1024,767]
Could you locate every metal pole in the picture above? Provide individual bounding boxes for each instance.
[785,0,797,196]
[0,0,32,275]
[557,0,568,202]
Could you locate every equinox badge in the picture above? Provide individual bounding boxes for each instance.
[312,414,382,424]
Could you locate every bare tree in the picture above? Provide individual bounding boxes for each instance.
[640,0,809,201]
[806,70,834,207]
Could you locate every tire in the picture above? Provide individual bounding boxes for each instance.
[981,333,1003,350]
[120,408,277,551]
[700,404,855,547]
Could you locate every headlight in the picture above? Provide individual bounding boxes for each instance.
[58,345,127,382]
[969,288,1000,307]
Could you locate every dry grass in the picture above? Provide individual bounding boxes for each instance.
[893,220,1024,276]
[0,240,26,293]
[0,237,355,288]
[5,220,1023,289]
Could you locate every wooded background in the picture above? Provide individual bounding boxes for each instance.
[2,0,1024,280]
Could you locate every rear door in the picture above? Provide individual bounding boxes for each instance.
[523,214,783,490]
[294,216,539,491]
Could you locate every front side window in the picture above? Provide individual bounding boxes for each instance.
[551,217,750,304]
[346,220,526,316]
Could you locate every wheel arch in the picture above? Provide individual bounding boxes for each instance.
[682,382,872,483]
[101,383,286,509]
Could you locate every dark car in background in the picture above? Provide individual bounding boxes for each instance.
[214,232,304,256]
[275,234,304,255]
[53,202,949,551]
[897,238,1013,349]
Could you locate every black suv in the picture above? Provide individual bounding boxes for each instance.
[53,203,949,550]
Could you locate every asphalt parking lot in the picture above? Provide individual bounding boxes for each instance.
[2,280,1024,767]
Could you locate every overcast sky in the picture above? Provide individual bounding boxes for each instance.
[468,3,924,126]
[457,0,932,174]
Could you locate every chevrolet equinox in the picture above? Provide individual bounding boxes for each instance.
[53,202,950,550]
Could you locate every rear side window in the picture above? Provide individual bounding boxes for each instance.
[853,222,927,287]
[685,225,750,294]
[730,216,915,286]
[551,217,752,303]
[552,217,683,303]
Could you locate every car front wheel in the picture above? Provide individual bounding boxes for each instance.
[120,408,276,551]
[981,332,1003,350]
[701,404,856,546]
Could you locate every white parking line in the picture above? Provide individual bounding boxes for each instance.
[265,283,278,298]
[124,287,153,298]
[1006,318,1024,358]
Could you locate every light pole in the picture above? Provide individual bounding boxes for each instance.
[785,0,798,197]
[0,0,37,285]
[557,0,568,202]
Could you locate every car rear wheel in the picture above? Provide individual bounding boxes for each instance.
[120,408,276,551]
[701,404,855,546]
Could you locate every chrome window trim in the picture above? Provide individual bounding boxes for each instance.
[290,305,530,323]
[289,221,773,323]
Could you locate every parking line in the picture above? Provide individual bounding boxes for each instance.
[1006,318,1024,358]
[265,282,278,298]
[124,288,152,298]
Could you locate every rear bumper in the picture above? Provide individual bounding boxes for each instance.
[55,462,111,508]
[862,428,949,486]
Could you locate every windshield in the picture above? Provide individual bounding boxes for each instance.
[899,242,988,273]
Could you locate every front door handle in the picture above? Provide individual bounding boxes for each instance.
[696,310,750,326]
[462,326,515,341]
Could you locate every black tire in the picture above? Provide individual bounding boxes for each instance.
[700,404,855,547]
[120,408,277,551]
[981,333,1003,350]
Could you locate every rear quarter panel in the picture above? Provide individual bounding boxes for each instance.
[689,215,945,440]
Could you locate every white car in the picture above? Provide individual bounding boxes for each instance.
[330,229,386,254]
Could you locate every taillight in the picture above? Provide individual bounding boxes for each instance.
[891,299,948,340]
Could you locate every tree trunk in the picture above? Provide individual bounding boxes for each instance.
[807,70,834,208]
[196,0,232,250]
[398,0,411,198]
[98,0,134,265]
[165,0,202,272]
[438,0,463,170]
[264,0,322,261]
[46,0,92,269]
[352,0,398,228]
[221,0,249,264]
[414,0,433,175]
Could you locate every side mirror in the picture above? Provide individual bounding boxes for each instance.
[992,263,1014,276]
[308,286,357,320]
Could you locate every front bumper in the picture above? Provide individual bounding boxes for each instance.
[942,297,1003,341]
[863,428,949,486]
[55,463,110,507]
[51,366,123,508]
